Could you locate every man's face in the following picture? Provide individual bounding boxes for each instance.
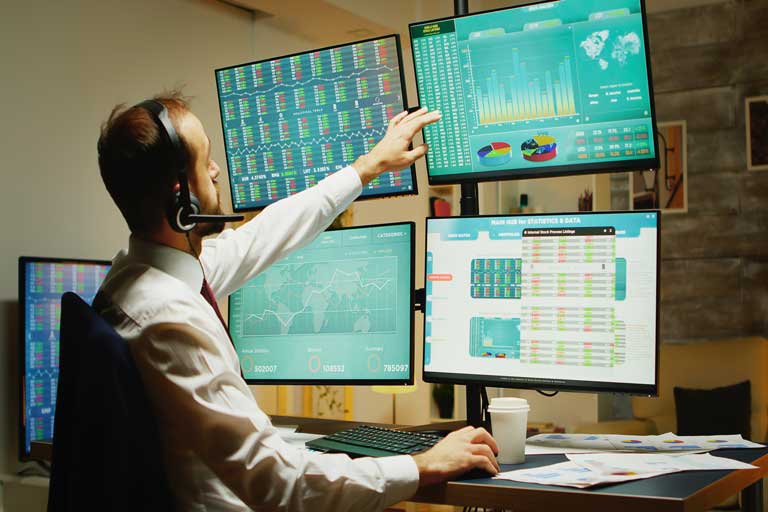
[178,111,226,236]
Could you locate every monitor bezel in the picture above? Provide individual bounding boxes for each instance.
[408,0,660,186]
[17,256,111,461]
[229,221,416,386]
[422,211,660,397]
[215,34,419,213]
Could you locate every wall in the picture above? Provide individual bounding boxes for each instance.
[612,0,768,342]
[499,175,598,214]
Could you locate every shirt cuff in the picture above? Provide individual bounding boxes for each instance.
[375,455,420,506]
[319,165,363,211]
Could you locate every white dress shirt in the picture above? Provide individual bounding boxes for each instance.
[96,167,420,511]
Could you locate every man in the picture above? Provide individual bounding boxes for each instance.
[95,92,499,511]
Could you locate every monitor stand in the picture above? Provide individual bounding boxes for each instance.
[459,158,486,429]
[466,383,487,429]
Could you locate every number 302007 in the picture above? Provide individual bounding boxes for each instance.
[253,365,277,373]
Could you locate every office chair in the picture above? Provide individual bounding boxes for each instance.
[48,292,174,512]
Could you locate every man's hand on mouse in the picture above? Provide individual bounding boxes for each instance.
[412,426,500,487]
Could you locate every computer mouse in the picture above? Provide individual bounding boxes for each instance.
[458,467,496,481]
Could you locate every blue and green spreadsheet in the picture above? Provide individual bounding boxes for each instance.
[21,260,109,456]
[216,36,415,211]
[424,212,658,392]
[410,0,657,183]
[228,223,413,382]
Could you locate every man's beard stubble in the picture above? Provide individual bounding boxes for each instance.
[194,188,226,237]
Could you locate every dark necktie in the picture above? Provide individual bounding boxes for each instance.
[200,279,244,376]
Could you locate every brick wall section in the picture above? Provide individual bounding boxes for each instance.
[611,0,768,341]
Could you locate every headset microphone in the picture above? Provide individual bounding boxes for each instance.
[136,99,244,232]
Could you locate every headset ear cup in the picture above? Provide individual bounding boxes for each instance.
[188,192,201,216]
[170,191,201,232]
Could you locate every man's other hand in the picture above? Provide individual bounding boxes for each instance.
[353,108,441,185]
[411,426,500,487]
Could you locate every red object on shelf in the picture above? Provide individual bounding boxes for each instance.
[431,197,451,217]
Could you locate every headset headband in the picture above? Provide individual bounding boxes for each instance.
[134,99,244,231]
[135,99,191,212]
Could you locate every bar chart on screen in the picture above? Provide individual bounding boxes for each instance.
[471,47,578,126]
[464,23,582,131]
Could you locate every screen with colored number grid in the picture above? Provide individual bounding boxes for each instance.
[18,257,110,460]
[215,35,416,211]
[424,211,659,395]
[409,0,659,184]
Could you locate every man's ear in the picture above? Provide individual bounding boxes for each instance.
[172,182,181,194]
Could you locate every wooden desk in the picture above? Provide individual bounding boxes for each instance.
[275,416,767,511]
[272,415,404,435]
[411,449,768,512]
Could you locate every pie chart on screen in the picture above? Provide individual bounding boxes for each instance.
[521,135,557,162]
[477,142,512,166]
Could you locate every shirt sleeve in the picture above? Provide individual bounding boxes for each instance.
[131,321,419,511]
[199,166,362,299]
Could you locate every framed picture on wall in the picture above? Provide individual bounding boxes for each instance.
[746,96,768,171]
[630,120,688,213]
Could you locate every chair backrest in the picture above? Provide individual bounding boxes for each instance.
[632,337,768,442]
[48,292,174,512]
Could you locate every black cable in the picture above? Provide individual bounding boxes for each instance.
[656,129,668,186]
[656,129,674,192]
[665,172,684,209]
[634,129,670,204]
[536,389,559,397]
[185,232,200,259]
[480,386,490,427]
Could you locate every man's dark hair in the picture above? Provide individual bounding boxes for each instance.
[97,91,191,233]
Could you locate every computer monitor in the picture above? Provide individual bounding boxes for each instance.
[18,257,110,460]
[228,222,415,384]
[409,0,659,185]
[215,35,417,211]
[424,211,659,395]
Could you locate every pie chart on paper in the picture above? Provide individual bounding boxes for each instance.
[477,142,512,167]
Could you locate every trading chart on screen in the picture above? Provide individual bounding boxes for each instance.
[21,260,109,455]
[229,223,414,383]
[216,36,416,210]
[410,0,657,183]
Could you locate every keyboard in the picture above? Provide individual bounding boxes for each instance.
[305,425,443,458]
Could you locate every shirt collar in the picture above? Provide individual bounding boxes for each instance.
[127,235,204,292]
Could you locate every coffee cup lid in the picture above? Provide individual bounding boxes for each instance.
[488,397,530,412]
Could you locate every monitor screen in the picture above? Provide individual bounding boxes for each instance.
[18,257,110,460]
[424,212,659,394]
[215,35,417,211]
[228,222,415,384]
[409,0,659,185]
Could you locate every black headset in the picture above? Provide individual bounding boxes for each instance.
[136,99,244,232]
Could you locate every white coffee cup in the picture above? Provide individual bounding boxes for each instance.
[488,397,530,464]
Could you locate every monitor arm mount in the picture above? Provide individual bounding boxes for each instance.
[451,0,493,430]
[414,288,426,313]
